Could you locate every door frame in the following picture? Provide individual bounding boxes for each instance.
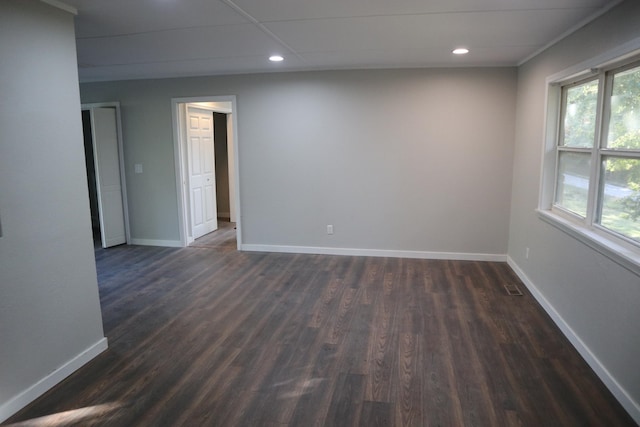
[81,102,131,245]
[171,95,241,248]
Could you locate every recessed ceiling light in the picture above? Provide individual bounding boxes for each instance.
[269,55,284,62]
[452,48,469,55]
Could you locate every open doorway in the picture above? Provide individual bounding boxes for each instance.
[81,103,130,248]
[172,96,240,248]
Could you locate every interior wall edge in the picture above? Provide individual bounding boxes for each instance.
[0,338,108,424]
[506,256,640,425]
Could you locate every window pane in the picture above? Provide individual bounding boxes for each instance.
[599,157,640,242]
[555,152,591,217]
[562,80,598,148]
[606,65,640,150]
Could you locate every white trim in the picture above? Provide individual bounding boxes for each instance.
[539,81,561,210]
[537,210,640,277]
[226,114,238,224]
[171,95,241,249]
[0,338,107,424]
[187,102,233,114]
[241,244,506,262]
[539,42,640,278]
[130,238,182,248]
[507,257,640,425]
[545,37,640,85]
[172,103,188,246]
[518,0,624,66]
[39,0,77,15]
[82,102,131,245]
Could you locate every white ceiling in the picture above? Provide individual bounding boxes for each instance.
[61,0,620,82]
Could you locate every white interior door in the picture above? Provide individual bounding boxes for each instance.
[187,106,218,239]
[92,107,126,248]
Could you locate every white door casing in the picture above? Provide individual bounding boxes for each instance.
[171,96,239,248]
[187,106,218,239]
[92,107,126,248]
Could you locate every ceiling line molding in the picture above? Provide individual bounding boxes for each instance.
[517,0,623,66]
[39,0,77,15]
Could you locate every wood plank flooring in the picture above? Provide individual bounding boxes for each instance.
[4,223,636,426]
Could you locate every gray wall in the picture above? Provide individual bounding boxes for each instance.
[81,68,517,255]
[508,0,640,419]
[0,1,106,421]
[1,0,635,421]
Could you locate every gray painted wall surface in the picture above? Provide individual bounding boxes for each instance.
[0,0,637,421]
[508,0,640,415]
[0,0,106,418]
[81,68,517,254]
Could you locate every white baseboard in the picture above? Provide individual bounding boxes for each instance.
[0,337,108,423]
[130,238,182,248]
[241,244,507,262]
[507,256,640,425]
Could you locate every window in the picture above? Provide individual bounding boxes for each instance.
[551,60,640,249]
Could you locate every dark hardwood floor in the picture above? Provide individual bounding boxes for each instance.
[189,220,238,252]
[4,223,635,426]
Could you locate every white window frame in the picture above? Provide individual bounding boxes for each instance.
[539,41,640,277]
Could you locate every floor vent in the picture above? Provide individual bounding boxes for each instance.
[504,283,524,296]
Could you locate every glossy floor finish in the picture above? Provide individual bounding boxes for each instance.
[5,223,635,426]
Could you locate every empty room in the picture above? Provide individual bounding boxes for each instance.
[1,0,639,425]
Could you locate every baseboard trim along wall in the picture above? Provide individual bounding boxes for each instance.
[241,244,507,262]
[129,238,182,248]
[0,338,108,423]
[507,257,640,425]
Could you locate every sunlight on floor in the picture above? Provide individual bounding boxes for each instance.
[6,402,122,426]
[279,377,326,399]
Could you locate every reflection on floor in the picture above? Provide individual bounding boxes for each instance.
[7,241,635,426]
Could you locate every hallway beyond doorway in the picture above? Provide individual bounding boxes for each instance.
[189,220,237,252]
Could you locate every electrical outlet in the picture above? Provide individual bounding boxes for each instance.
[327,225,334,235]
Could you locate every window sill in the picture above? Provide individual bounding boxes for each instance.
[537,209,640,278]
